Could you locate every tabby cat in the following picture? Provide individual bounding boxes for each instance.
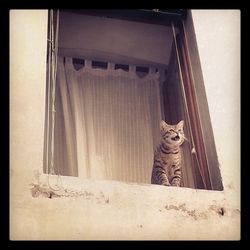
[151,120,185,187]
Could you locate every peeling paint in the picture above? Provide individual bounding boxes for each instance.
[164,203,232,220]
[30,183,110,204]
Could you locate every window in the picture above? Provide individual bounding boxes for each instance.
[43,9,223,190]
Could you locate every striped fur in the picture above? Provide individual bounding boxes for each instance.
[151,120,185,187]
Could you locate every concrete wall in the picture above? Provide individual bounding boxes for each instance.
[191,10,240,202]
[10,10,48,191]
[10,10,240,240]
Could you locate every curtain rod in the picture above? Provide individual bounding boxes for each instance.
[68,57,166,74]
[58,48,168,70]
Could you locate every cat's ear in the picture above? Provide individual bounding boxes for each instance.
[160,120,170,133]
[176,120,184,130]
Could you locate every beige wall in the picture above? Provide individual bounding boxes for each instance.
[191,10,240,199]
[10,10,48,182]
[10,10,240,240]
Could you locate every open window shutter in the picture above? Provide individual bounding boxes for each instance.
[175,25,213,190]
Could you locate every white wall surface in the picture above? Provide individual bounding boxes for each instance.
[191,10,240,199]
[10,10,48,187]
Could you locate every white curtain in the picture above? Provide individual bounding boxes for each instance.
[54,56,163,184]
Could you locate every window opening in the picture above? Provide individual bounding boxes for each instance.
[43,9,223,190]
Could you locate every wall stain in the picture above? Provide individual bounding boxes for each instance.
[30,184,240,221]
[164,203,229,220]
[30,184,110,204]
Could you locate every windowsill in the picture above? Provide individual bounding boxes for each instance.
[35,173,225,198]
[11,171,239,241]
[27,172,240,224]
[10,170,240,241]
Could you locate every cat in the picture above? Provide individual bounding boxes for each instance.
[151,120,185,187]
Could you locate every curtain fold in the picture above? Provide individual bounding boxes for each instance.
[54,56,163,184]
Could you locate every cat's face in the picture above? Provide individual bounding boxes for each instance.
[160,120,185,148]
